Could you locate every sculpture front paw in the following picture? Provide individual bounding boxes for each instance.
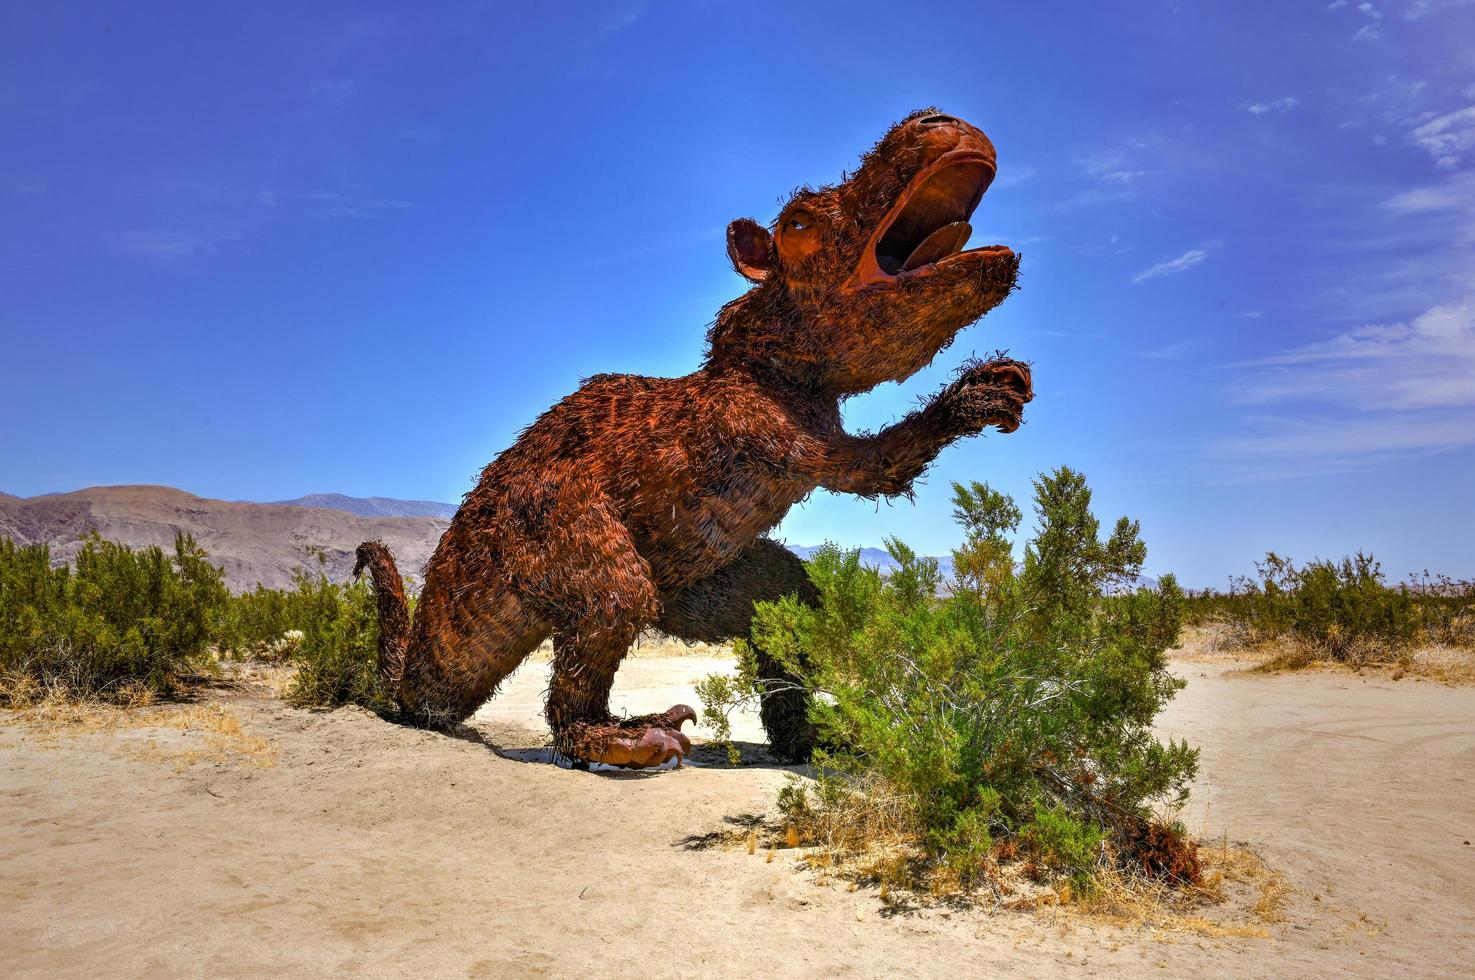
[559,705,696,769]
[945,357,1033,434]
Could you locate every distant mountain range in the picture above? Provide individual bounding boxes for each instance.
[270,493,458,520]
[2,487,1159,593]
[0,486,447,591]
[785,543,958,580]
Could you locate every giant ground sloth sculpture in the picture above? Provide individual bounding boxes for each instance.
[356,109,1033,768]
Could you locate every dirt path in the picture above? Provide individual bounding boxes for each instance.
[2,652,1472,978]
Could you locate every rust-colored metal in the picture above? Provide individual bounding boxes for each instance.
[357,109,1031,768]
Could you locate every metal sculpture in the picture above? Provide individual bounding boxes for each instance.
[357,109,1032,768]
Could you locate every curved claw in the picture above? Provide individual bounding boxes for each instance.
[610,727,691,769]
[563,703,699,770]
[662,703,698,730]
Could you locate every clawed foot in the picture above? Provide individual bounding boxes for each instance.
[559,705,697,770]
[947,356,1034,434]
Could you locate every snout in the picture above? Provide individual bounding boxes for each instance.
[909,111,996,170]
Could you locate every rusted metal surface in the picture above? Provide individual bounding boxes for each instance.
[358,109,1032,768]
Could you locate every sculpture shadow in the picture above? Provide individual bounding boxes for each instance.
[445,725,809,780]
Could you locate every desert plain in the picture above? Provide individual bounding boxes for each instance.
[2,639,1472,978]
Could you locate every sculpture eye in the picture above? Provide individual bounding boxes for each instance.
[786,209,816,232]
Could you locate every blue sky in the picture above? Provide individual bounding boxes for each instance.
[3,2,1474,587]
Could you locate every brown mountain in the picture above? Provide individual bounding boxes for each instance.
[0,486,448,592]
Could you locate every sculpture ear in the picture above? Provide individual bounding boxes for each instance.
[726,218,776,282]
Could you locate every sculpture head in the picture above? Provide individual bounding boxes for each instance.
[707,109,1020,395]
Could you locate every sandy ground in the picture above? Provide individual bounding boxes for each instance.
[3,649,1473,978]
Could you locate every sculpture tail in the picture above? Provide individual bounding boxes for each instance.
[353,540,411,701]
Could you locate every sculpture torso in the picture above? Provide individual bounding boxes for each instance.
[449,366,824,599]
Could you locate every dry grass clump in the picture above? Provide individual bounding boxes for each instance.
[1070,838,1288,939]
[1404,644,1475,684]
[772,770,1200,902]
[1183,554,1474,678]
[1182,618,1475,685]
[2,679,276,769]
[1249,639,1475,685]
[718,801,1283,940]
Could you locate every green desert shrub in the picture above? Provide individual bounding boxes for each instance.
[0,533,228,703]
[1,534,396,714]
[1185,553,1473,663]
[216,582,300,659]
[279,570,395,714]
[700,466,1199,893]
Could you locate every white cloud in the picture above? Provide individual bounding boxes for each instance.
[1405,0,1475,18]
[104,227,233,260]
[1073,136,1166,183]
[1235,298,1475,410]
[597,2,647,38]
[1133,246,1211,283]
[1242,96,1300,115]
[1327,0,1347,8]
[1213,163,1475,479]
[1059,136,1173,210]
[1382,169,1475,227]
[1358,2,1383,16]
[1139,340,1194,360]
[1409,105,1475,169]
[1212,412,1475,473]
[298,190,412,219]
[1353,23,1384,39]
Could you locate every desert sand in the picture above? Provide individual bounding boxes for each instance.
[2,646,1473,978]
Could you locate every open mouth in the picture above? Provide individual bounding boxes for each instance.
[847,154,1008,289]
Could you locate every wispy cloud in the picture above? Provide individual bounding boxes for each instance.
[1215,160,1475,478]
[1409,105,1475,169]
[1073,136,1164,185]
[1242,96,1299,115]
[104,177,411,262]
[600,2,647,34]
[586,1,648,46]
[1404,0,1475,18]
[1139,339,1195,360]
[994,164,1036,189]
[1382,168,1475,229]
[298,189,412,219]
[1133,245,1212,283]
[1234,297,1475,410]
[104,224,246,260]
[1211,411,1475,478]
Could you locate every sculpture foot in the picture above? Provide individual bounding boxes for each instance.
[560,705,696,769]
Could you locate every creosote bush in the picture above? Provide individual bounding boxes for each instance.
[1,536,396,714]
[700,466,1199,896]
[1185,553,1474,665]
[217,552,397,713]
[277,568,395,714]
[0,533,227,703]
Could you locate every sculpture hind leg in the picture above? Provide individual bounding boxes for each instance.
[660,538,819,762]
[527,489,695,767]
[359,534,550,730]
